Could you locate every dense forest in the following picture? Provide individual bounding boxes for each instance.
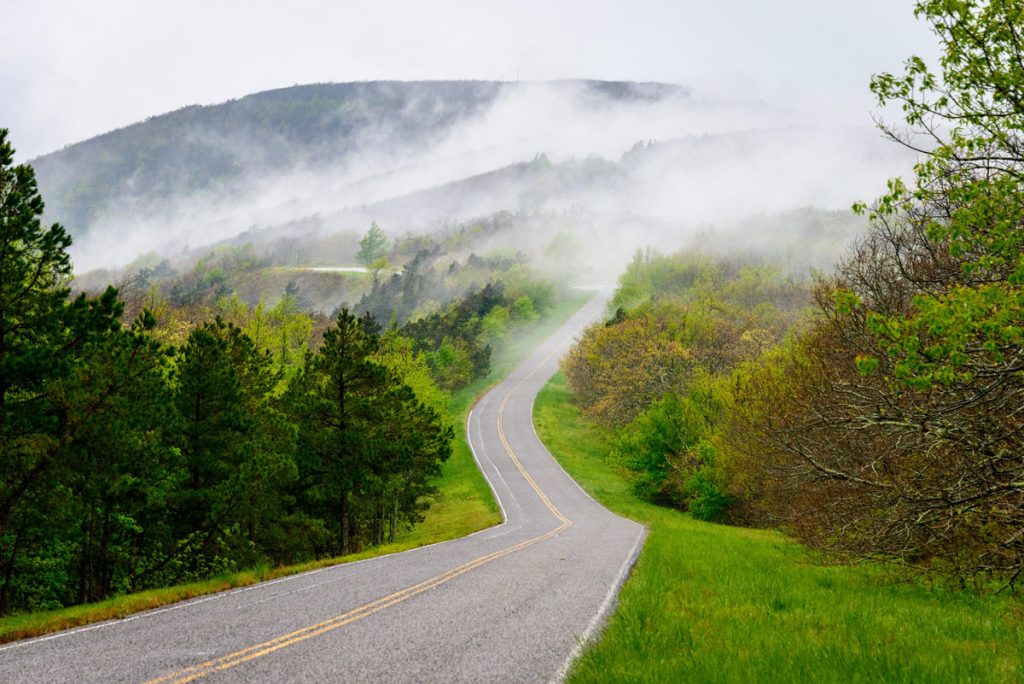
[562,1,1024,591]
[0,129,559,616]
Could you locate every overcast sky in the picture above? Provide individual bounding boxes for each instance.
[2,0,938,161]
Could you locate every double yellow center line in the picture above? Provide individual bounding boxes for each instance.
[146,340,572,684]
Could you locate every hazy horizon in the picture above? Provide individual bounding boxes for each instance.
[4,1,937,161]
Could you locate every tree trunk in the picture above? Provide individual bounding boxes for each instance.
[389,496,398,543]
[0,528,21,616]
[340,491,350,556]
[98,501,112,601]
[77,503,94,605]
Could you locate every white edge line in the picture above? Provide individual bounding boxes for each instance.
[467,407,510,524]
[476,406,523,514]
[550,525,648,684]
[520,289,652,683]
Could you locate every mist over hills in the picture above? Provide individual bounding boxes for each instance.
[31,80,686,235]
[28,79,910,275]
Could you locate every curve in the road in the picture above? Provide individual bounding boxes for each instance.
[0,290,646,683]
[147,364,574,684]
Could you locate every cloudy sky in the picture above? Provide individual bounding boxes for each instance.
[2,0,938,161]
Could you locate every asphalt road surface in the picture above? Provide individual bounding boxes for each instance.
[0,291,646,683]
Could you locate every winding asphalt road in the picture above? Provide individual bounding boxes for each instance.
[0,291,646,683]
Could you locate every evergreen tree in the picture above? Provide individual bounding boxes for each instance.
[167,317,291,579]
[286,310,387,554]
[355,222,389,267]
[57,312,178,603]
[0,129,121,613]
[286,310,452,553]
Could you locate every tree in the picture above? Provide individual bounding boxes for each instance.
[355,222,389,267]
[164,317,292,581]
[0,129,122,613]
[611,375,726,514]
[56,312,178,603]
[563,311,692,429]
[286,310,452,554]
[370,382,452,544]
[860,0,1024,387]
[286,310,389,554]
[855,0,1024,585]
[722,1,1024,588]
[373,330,449,419]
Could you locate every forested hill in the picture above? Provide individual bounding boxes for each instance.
[29,80,688,238]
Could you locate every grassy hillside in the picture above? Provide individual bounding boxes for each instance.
[534,373,1024,683]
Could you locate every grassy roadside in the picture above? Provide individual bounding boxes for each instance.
[0,290,593,644]
[534,372,1024,683]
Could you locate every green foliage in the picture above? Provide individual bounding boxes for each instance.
[512,296,538,322]
[0,129,124,613]
[165,317,297,580]
[427,337,476,391]
[864,0,1024,391]
[401,282,512,390]
[285,310,452,554]
[564,247,811,523]
[610,375,730,518]
[534,374,1024,683]
[611,248,719,311]
[480,305,510,343]
[355,222,389,267]
[256,293,314,380]
[612,393,693,503]
[501,267,556,316]
[702,0,1024,585]
[57,313,179,603]
[684,441,731,522]
[373,330,450,420]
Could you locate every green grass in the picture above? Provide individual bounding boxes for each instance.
[0,290,593,644]
[534,372,1024,683]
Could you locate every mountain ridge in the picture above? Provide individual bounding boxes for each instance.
[30,79,691,240]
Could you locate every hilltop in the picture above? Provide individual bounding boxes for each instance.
[30,80,688,241]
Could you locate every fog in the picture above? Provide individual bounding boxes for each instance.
[66,80,914,280]
[2,1,939,163]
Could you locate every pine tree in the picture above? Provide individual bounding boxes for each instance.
[0,128,121,613]
[57,312,178,603]
[287,310,387,554]
[355,222,389,267]
[167,317,290,578]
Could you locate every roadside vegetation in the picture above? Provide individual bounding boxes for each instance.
[544,4,1024,679]
[536,374,1024,682]
[560,0,1024,593]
